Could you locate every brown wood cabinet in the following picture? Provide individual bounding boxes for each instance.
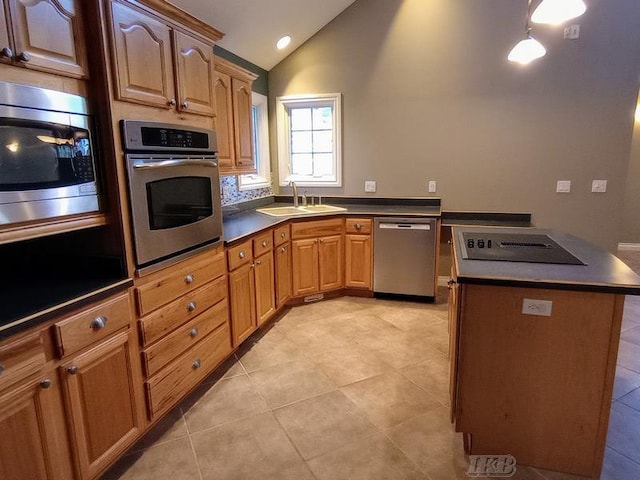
[0,332,74,480]
[291,219,344,297]
[108,0,219,116]
[60,329,143,479]
[228,261,257,346]
[214,55,258,174]
[274,224,292,307]
[450,274,624,477]
[344,218,373,289]
[135,247,231,420]
[0,0,87,78]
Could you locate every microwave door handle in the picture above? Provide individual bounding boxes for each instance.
[132,159,218,169]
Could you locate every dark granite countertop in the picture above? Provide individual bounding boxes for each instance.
[452,226,640,295]
[223,196,442,244]
[442,211,532,227]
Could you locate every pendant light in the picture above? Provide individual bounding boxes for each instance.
[508,0,546,65]
[531,0,587,25]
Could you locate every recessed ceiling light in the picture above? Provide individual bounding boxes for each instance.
[276,35,291,50]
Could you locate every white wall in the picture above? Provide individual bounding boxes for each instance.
[269,0,640,251]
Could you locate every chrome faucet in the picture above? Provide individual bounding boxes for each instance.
[289,181,299,207]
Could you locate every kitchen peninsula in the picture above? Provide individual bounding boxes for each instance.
[449,226,640,478]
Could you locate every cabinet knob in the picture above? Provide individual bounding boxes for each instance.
[40,379,52,389]
[0,47,12,59]
[355,223,362,230]
[280,232,286,239]
[16,51,30,62]
[262,240,269,247]
[319,238,324,243]
[189,328,198,338]
[280,246,286,253]
[90,316,107,330]
[185,274,195,284]
[187,301,197,312]
[181,101,189,109]
[192,359,201,370]
[168,98,176,107]
[239,251,246,259]
[447,279,456,289]
[67,366,79,375]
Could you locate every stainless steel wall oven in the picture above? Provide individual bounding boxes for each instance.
[121,120,222,272]
[0,80,100,225]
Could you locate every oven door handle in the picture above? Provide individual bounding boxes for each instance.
[132,159,218,169]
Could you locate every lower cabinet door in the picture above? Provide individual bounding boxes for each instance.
[60,330,144,479]
[292,238,319,296]
[345,234,372,289]
[254,251,276,326]
[229,263,257,346]
[275,242,292,307]
[319,235,343,292]
[0,374,74,480]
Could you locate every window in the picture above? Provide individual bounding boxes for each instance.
[276,93,342,187]
[239,92,271,190]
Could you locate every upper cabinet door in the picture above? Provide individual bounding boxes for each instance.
[7,0,88,78]
[232,77,254,167]
[109,0,174,108]
[0,3,12,65]
[213,69,235,169]
[173,30,215,117]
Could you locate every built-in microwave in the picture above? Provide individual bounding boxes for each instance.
[121,120,222,273]
[0,81,100,226]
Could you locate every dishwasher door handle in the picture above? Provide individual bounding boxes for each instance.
[378,223,431,230]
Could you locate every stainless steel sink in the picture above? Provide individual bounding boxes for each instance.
[256,204,347,217]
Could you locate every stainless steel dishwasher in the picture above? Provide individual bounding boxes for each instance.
[373,217,437,300]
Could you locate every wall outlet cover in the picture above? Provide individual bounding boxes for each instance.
[592,180,607,193]
[364,180,376,193]
[428,180,437,193]
[522,299,553,317]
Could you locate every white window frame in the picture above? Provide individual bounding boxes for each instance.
[276,93,342,187]
[239,92,271,191]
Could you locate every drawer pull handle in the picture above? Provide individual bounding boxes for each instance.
[280,232,286,238]
[192,359,201,369]
[355,223,362,230]
[181,101,189,109]
[40,379,52,389]
[185,274,195,284]
[168,98,176,107]
[67,366,78,375]
[239,251,246,259]
[280,246,286,253]
[189,328,198,338]
[187,301,197,312]
[16,51,30,62]
[0,47,12,58]
[91,316,107,330]
[256,260,262,265]
[262,240,268,247]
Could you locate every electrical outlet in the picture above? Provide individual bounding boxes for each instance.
[428,180,437,193]
[564,24,580,39]
[556,180,571,193]
[364,180,376,193]
[591,180,607,193]
[522,299,553,317]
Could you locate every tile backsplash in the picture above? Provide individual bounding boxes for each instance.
[220,175,273,206]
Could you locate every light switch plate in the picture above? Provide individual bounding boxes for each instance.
[556,180,571,193]
[428,180,437,193]
[365,180,376,193]
[522,299,553,317]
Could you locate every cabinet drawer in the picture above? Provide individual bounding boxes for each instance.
[274,224,290,246]
[291,218,344,239]
[145,322,232,418]
[253,230,273,257]
[136,251,225,316]
[139,274,228,346]
[142,300,229,376]
[0,331,46,391]
[227,239,252,271]
[346,218,372,234]
[54,293,131,357]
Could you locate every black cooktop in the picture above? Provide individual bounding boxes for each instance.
[460,232,585,265]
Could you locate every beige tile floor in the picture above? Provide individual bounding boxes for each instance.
[102,258,640,480]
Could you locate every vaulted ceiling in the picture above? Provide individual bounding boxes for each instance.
[169,0,357,70]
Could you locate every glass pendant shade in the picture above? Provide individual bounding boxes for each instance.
[508,36,547,64]
[531,0,587,25]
